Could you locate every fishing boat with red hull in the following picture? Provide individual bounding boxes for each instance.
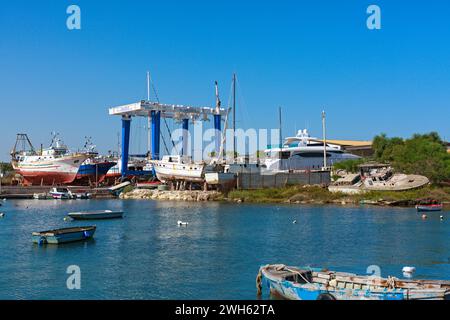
[11,133,90,186]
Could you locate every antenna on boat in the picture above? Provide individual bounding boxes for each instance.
[322,110,327,170]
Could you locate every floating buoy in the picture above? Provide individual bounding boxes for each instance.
[421,214,428,219]
[402,266,416,274]
[292,220,297,224]
[177,220,188,226]
[63,217,70,221]
[0,213,5,218]
[440,215,444,220]
[402,266,416,278]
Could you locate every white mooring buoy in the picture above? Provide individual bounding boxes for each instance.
[292,220,297,224]
[0,213,5,218]
[402,266,416,278]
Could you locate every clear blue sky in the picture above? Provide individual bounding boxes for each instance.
[1,0,449,161]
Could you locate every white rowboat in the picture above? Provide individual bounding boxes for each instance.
[67,210,124,220]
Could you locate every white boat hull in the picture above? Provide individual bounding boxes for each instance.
[68,210,124,220]
[153,162,206,183]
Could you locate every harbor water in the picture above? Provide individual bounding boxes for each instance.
[0,199,449,299]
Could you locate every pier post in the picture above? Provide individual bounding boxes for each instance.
[151,110,161,159]
[182,118,189,156]
[121,115,132,177]
[214,114,221,156]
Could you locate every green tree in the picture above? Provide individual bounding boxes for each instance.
[372,132,450,184]
[0,162,13,173]
[372,134,403,162]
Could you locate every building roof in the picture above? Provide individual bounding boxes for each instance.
[309,139,372,147]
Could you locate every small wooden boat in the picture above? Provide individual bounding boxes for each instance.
[32,226,96,244]
[257,264,450,300]
[416,204,443,212]
[416,199,443,212]
[67,210,123,220]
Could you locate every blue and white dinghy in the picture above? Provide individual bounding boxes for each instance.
[32,226,96,244]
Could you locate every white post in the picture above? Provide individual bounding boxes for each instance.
[322,110,327,170]
[0,171,3,195]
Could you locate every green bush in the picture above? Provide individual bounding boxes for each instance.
[333,158,365,173]
[372,132,450,184]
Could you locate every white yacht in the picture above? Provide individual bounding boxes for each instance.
[263,129,360,172]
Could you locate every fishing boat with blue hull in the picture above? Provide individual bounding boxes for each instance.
[257,264,450,300]
[68,210,123,220]
[32,226,96,244]
[74,160,117,185]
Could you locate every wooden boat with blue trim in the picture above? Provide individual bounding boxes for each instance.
[32,226,96,244]
[257,264,450,300]
[416,204,443,212]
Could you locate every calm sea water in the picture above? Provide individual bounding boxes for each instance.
[0,199,448,299]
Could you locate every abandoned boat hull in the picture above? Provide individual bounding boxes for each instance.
[258,264,450,300]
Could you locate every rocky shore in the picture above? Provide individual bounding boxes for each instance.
[119,185,450,208]
[120,189,222,202]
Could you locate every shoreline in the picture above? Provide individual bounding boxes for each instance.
[119,185,450,208]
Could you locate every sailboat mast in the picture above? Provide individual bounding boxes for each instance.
[322,110,327,169]
[279,107,282,161]
[233,73,236,162]
[147,71,151,157]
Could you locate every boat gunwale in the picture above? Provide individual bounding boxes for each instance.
[260,265,450,291]
[32,226,96,236]
[68,210,123,216]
